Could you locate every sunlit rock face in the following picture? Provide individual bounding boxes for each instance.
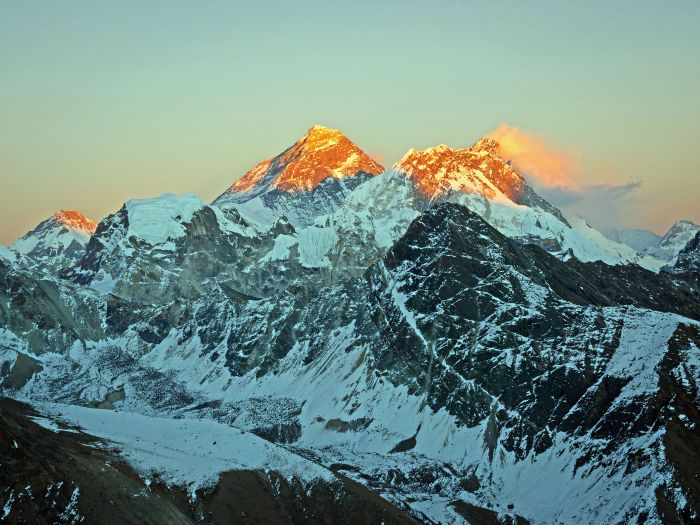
[229,124,384,193]
[50,210,98,235]
[213,125,385,227]
[394,137,565,222]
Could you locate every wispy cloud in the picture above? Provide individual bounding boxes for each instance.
[485,124,645,231]
[538,181,644,231]
[486,124,580,189]
[368,151,386,165]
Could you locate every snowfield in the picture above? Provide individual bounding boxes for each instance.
[35,403,334,494]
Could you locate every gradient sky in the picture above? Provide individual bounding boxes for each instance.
[1,0,699,244]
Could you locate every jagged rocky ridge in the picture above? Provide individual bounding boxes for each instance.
[2,199,699,523]
[674,231,700,274]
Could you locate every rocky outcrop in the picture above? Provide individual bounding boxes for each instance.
[674,231,700,273]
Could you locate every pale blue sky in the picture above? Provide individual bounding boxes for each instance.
[1,1,699,243]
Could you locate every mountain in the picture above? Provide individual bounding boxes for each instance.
[205,128,660,272]
[605,228,662,253]
[609,221,700,267]
[392,139,660,269]
[11,210,96,273]
[61,192,354,302]
[646,219,700,265]
[395,137,566,221]
[2,201,699,523]
[55,133,666,311]
[2,129,700,523]
[213,125,385,227]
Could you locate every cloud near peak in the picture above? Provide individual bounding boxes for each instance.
[486,124,580,189]
[483,124,646,231]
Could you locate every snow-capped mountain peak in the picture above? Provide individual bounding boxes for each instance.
[661,219,699,245]
[393,136,565,222]
[393,137,527,204]
[470,136,501,154]
[51,210,97,235]
[641,218,700,265]
[212,126,385,227]
[221,124,384,196]
[11,209,97,273]
[390,137,669,269]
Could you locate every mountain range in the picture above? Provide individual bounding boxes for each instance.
[1,126,699,524]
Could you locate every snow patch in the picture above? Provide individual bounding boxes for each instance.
[124,193,205,245]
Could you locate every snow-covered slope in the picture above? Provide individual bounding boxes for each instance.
[646,219,700,265]
[1,397,414,524]
[0,245,17,265]
[37,403,333,491]
[213,125,384,227]
[11,210,96,273]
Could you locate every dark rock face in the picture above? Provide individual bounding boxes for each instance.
[0,397,192,525]
[201,469,417,525]
[299,203,700,444]
[451,500,530,525]
[63,206,130,285]
[674,231,700,273]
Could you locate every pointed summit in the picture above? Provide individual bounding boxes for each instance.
[224,125,384,195]
[643,218,700,264]
[11,209,97,271]
[471,136,500,155]
[213,126,385,227]
[51,210,97,235]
